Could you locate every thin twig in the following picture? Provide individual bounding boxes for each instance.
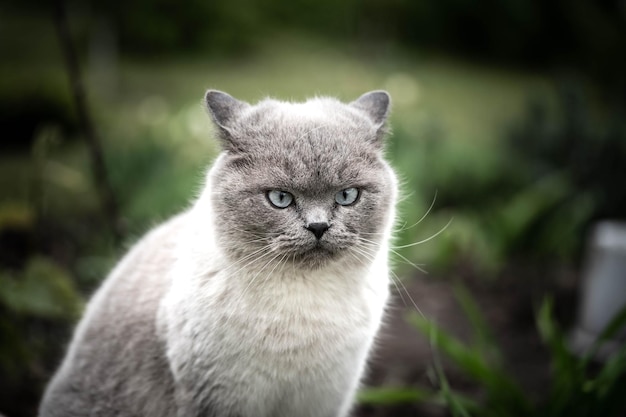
[52,1,123,242]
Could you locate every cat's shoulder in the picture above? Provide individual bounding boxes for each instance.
[99,211,191,293]
[124,211,190,257]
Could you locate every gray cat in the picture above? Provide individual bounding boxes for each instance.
[39,90,398,417]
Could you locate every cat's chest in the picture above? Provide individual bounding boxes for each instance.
[162,259,389,416]
[194,268,380,356]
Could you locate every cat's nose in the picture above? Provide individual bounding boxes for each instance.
[306,222,330,240]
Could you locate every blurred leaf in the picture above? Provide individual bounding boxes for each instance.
[0,256,83,319]
[536,298,581,414]
[536,299,578,376]
[584,304,626,363]
[534,298,626,416]
[454,285,502,364]
[0,317,31,378]
[409,312,531,414]
[594,348,626,400]
[357,386,436,405]
[490,173,570,252]
[0,201,35,230]
[432,349,474,417]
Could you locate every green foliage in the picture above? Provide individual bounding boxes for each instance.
[16,0,622,83]
[10,0,625,84]
[509,85,626,224]
[0,256,83,379]
[535,299,626,417]
[0,86,77,152]
[104,133,213,235]
[359,291,626,417]
[357,386,436,405]
[417,84,622,273]
[0,257,83,319]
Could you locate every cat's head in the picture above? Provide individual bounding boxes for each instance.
[204,90,397,270]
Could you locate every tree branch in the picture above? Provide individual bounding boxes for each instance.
[52,1,123,243]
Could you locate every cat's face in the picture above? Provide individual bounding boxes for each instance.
[205,91,396,270]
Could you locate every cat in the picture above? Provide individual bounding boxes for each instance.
[39,89,398,417]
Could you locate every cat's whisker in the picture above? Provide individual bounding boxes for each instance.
[199,244,270,279]
[346,249,375,274]
[357,235,429,274]
[225,250,284,324]
[225,246,277,278]
[389,271,426,319]
[356,237,383,252]
[387,269,408,309]
[395,190,439,233]
[352,244,379,259]
[262,252,289,286]
[237,250,284,300]
[390,249,428,274]
[290,252,301,280]
[348,246,424,318]
[349,246,374,262]
[359,191,439,237]
[391,216,453,249]
[354,239,427,318]
[347,248,375,273]
[229,229,281,239]
[220,223,283,238]
[219,238,272,251]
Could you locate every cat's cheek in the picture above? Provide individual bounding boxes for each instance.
[237,197,296,237]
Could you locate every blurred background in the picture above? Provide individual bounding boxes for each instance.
[1,0,625,416]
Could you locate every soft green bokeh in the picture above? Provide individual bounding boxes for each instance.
[1,5,625,417]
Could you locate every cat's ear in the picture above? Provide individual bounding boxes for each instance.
[205,90,250,151]
[350,90,391,133]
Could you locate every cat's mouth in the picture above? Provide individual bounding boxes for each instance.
[270,233,355,269]
[287,240,346,268]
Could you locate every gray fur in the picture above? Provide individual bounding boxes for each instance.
[40,90,398,417]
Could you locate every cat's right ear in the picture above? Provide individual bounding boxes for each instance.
[204,90,250,151]
[349,90,391,146]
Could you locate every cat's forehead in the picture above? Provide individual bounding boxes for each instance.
[244,97,372,130]
[240,99,377,149]
[235,128,382,194]
[220,96,388,192]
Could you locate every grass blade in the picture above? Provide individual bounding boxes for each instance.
[583,304,626,364]
[357,386,436,405]
[454,285,502,364]
[409,312,531,414]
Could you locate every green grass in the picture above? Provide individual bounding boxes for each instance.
[359,292,626,417]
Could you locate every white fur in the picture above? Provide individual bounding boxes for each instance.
[157,157,396,417]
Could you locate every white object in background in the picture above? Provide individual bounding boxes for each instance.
[570,221,626,359]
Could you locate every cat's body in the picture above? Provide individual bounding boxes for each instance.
[40,90,398,417]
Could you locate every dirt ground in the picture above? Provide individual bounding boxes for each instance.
[354,262,581,417]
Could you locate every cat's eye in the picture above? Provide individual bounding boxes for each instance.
[267,190,294,208]
[335,187,360,206]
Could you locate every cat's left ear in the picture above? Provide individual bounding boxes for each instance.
[205,90,250,151]
[350,90,391,141]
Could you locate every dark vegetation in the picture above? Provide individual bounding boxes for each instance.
[1,0,625,415]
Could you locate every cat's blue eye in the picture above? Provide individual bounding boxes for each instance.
[335,187,359,206]
[267,190,294,208]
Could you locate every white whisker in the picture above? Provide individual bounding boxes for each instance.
[390,272,426,319]
[392,216,453,249]
[404,189,438,231]
[225,250,283,323]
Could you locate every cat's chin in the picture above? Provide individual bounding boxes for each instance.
[290,245,343,270]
